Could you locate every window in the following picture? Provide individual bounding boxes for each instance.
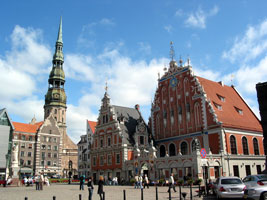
[21,151,24,157]
[234,107,243,115]
[169,143,176,156]
[54,146,58,151]
[233,165,239,177]
[100,139,103,147]
[41,152,45,159]
[242,137,249,155]
[43,136,46,142]
[54,138,57,143]
[28,144,32,149]
[48,153,51,158]
[257,165,262,174]
[53,153,57,158]
[192,139,200,152]
[160,145,166,157]
[214,102,222,110]
[47,161,51,166]
[163,110,167,127]
[100,156,104,166]
[217,94,225,102]
[22,135,26,141]
[170,109,174,125]
[29,136,33,141]
[41,160,45,166]
[49,130,52,134]
[53,161,57,166]
[107,154,112,165]
[41,145,46,150]
[20,159,24,165]
[245,165,251,176]
[48,137,52,142]
[230,135,237,154]
[27,152,31,157]
[181,142,188,155]
[27,160,31,166]
[178,106,182,124]
[21,143,25,148]
[253,138,259,155]
[108,137,111,146]
[194,103,201,127]
[186,103,190,121]
[93,156,96,166]
[140,136,144,145]
[116,153,120,164]
[48,145,51,150]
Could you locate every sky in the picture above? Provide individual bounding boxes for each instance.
[1,0,267,143]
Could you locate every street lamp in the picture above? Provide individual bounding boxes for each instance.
[68,160,72,184]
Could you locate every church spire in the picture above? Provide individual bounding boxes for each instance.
[57,16,63,44]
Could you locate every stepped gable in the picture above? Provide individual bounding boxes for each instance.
[197,76,262,132]
[113,105,141,145]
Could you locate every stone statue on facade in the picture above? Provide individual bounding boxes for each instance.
[12,143,19,167]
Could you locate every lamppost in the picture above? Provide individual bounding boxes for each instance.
[68,150,72,184]
[42,154,45,174]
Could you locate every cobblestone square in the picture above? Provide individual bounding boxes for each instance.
[0,184,210,200]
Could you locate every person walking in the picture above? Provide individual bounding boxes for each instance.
[98,176,104,200]
[87,177,94,200]
[40,173,44,190]
[138,175,143,189]
[134,175,139,189]
[143,174,149,189]
[80,175,85,190]
[167,173,177,193]
[34,174,40,190]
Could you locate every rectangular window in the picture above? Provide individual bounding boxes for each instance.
[48,145,51,150]
[233,165,239,177]
[29,136,33,141]
[93,156,96,166]
[48,153,51,158]
[41,160,45,166]
[100,156,104,166]
[53,161,57,166]
[21,151,24,157]
[54,153,57,158]
[47,161,51,166]
[54,146,58,151]
[21,143,25,148]
[27,160,31,166]
[22,135,26,140]
[43,136,46,142]
[20,159,24,165]
[116,153,120,164]
[28,144,32,149]
[257,165,262,174]
[107,154,112,165]
[41,152,45,159]
[108,137,111,146]
[245,165,251,176]
[48,137,52,142]
[41,145,46,150]
[140,136,144,145]
[53,138,57,143]
[27,152,32,157]
[100,139,103,147]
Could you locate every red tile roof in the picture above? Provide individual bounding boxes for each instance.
[197,77,262,132]
[13,121,43,134]
[87,120,97,134]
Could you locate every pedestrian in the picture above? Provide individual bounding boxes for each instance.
[138,175,143,189]
[40,173,44,190]
[80,175,85,190]
[44,176,50,186]
[34,174,40,190]
[134,175,139,189]
[98,176,104,200]
[143,174,149,189]
[167,173,177,193]
[87,177,94,200]
[108,176,112,185]
[23,176,28,186]
[6,176,12,185]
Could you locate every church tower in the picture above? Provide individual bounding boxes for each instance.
[44,18,78,177]
[44,17,67,128]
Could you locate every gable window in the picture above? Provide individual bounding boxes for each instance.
[194,103,201,127]
[140,136,144,145]
[181,142,188,155]
[242,137,249,155]
[170,109,174,125]
[160,145,166,157]
[186,103,190,121]
[253,138,259,155]
[178,106,182,124]
[230,135,237,154]
[214,102,222,110]
[163,110,167,127]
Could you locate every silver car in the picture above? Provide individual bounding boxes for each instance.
[243,174,267,200]
[214,176,246,199]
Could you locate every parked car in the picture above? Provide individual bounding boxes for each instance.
[243,174,267,200]
[213,176,246,199]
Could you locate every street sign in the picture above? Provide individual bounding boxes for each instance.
[200,148,207,158]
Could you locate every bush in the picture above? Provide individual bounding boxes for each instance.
[194,178,202,185]
[177,179,184,186]
[130,178,135,184]
[187,179,194,185]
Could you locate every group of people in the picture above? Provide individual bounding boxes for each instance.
[33,174,49,190]
[134,174,149,189]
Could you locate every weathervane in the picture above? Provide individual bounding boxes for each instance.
[170,41,175,61]
[105,79,108,93]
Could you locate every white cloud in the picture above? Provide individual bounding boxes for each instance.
[164,25,173,33]
[223,19,267,63]
[185,6,219,29]
[175,9,183,17]
[138,42,151,54]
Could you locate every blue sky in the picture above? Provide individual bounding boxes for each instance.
[1,0,267,143]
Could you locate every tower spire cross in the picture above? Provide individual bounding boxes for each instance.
[170,41,175,61]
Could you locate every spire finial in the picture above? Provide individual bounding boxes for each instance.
[170,41,175,61]
[105,79,108,93]
[57,16,63,43]
[179,55,183,67]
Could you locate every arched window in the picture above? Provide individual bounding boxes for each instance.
[181,142,188,155]
[169,143,176,156]
[160,145,166,157]
[253,138,259,155]
[242,137,249,155]
[230,135,237,154]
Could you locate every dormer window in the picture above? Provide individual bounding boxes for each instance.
[234,107,243,115]
[213,102,222,110]
[217,94,225,102]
